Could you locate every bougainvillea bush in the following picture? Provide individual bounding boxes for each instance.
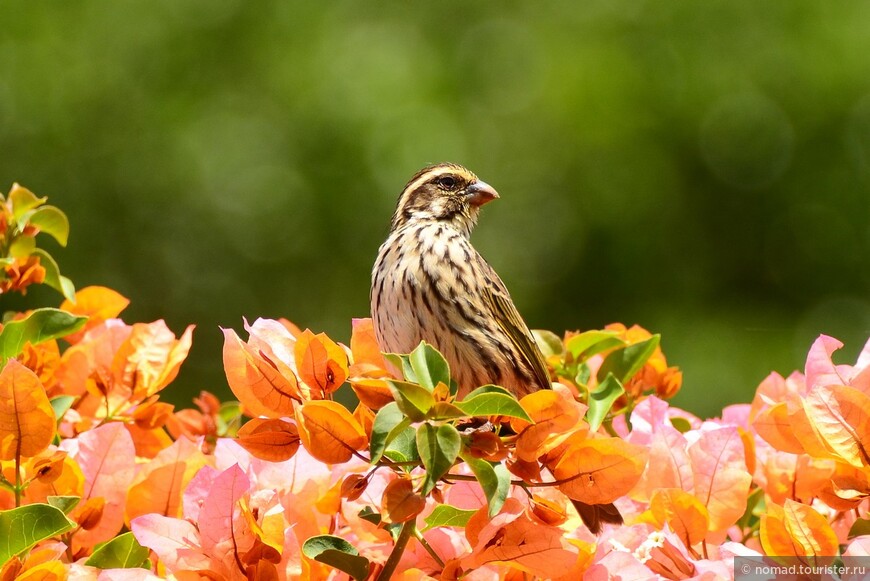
[2,183,870,580]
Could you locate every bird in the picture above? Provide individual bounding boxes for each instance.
[370,163,622,534]
[370,162,550,399]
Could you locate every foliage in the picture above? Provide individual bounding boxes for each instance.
[0,184,73,301]
[3,187,870,580]
[6,2,870,421]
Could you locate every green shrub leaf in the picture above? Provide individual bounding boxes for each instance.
[461,453,510,517]
[30,249,76,302]
[85,531,149,569]
[217,401,243,437]
[0,504,75,563]
[417,422,461,494]
[357,506,382,526]
[427,401,467,421]
[9,186,46,221]
[387,380,435,422]
[566,330,625,359]
[532,329,564,357]
[370,402,410,463]
[8,235,36,259]
[463,385,515,399]
[456,392,531,422]
[47,496,80,515]
[849,518,870,540]
[302,535,370,581]
[423,505,477,531]
[0,307,87,363]
[585,373,624,432]
[384,353,416,384]
[408,341,450,390]
[383,424,419,464]
[28,206,70,247]
[50,395,76,421]
[597,335,660,384]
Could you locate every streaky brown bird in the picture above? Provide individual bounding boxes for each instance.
[370,162,623,534]
[370,163,549,398]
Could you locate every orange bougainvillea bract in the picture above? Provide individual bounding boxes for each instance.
[4,185,870,580]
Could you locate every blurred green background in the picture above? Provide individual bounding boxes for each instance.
[2,1,869,418]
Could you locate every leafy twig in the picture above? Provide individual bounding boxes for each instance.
[414,528,445,568]
[376,519,416,581]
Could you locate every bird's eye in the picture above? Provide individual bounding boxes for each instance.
[436,175,458,190]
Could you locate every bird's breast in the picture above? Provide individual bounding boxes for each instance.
[371,225,474,348]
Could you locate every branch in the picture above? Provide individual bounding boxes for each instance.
[376,519,416,581]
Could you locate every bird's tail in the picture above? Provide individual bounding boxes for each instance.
[570,499,623,535]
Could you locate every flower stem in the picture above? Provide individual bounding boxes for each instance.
[376,519,416,581]
[414,528,445,568]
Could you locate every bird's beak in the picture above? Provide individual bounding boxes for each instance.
[465,180,500,207]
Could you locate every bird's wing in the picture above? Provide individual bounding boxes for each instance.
[479,260,552,393]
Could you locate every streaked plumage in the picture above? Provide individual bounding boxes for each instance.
[370,163,623,534]
[371,163,550,398]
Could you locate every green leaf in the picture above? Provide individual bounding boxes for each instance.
[47,496,80,514]
[849,518,870,540]
[370,402,411,464]
[30,249,76,302]
[456,393,532,422]
[387,379,435,422]
[0,307,87,363]
[217,401,243,437]
[575,362,592,387]
[58,275,76,303]
[357,506,382,526]
[409,341,450,390]
[568,331,625,358]
[423,505,477,531]
[8,235,36,259]
[461,453,510,517]
[28,206,70,247]
[736,487,766,531]
[417,423,461,494]
[356,508,404,539]
[384,353,416,384]
[596,335,660,384]
[50,395,76,421]
[565,330,625,360]
[302,535,370,581]
[427,401,467,421]
[489,464,511,517]
[463,385,515,399]
[0,504,75,563]
[357,506,402,541]
[383,425,419,464]
[9,186,46,221]
[532,329,564,358]
[85,531,149,569]
[585,373,624,432]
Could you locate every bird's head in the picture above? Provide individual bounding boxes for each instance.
[390,163,499,235]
